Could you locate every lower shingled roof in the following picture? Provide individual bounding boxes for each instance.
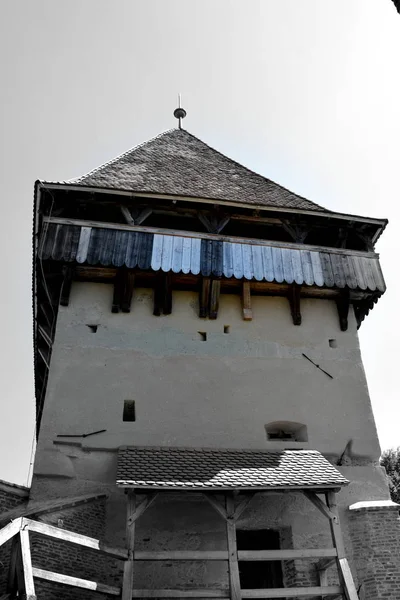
[116,447,348,490]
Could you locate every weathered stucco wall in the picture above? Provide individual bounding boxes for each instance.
[29,279,392,594]
[34,280,381,482]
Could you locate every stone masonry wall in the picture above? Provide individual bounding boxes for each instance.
[349,501,400,600]
[0,481,29,596]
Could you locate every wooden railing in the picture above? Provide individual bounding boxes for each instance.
[0,494,357,600]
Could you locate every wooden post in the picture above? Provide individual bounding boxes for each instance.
[242,283,252,321]
[122,491,136,600]
[326,492,359,600]
[121,270,135,313]
[288,284,301,325]
[199,278,211,318]
[19,529,36,600]
[226,494,241,600]
[209,280,221,320]
[60,266,74,307]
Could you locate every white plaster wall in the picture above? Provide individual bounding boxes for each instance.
[34,281,382,481]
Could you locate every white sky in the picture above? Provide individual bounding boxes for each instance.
[0,0,399,485]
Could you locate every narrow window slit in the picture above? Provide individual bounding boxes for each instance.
[329,339,337,348]
[198,332,207,341]
[123,400,136,422]
[87,325,98,333]
[224,325,230,334]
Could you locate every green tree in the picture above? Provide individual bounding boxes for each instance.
[380,448,400,503]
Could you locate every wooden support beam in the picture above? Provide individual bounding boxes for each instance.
[112,270,123,313]
[226,494,241,600]
[238,548,337,561]
[303,492,337,522]
[288,284,301,325]
[336,290,350,331]
[163,273,172,315]
[203,494,228,520]
[242,282,252,321]
[121,491,136,600]
[131,493,158,523]
[131,207,153,225]
[209,280,221,320]
[121,270,135,313]
[132,590,229,598]
[0,518,22,546]
[134,551,228,560]
[198,211,230,234]
[32,567,120,596]
[60,266,74,307]
[233,494,256,521]
[120,206,135,226]
[20,530,36,600]
[199,277,211,318]
[153,274,172,316]
[326,492,359,600]
[22,519,128,560]
[241,587,342,598]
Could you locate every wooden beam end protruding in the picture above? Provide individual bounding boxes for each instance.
[242,282,252,321]
[288,284,301,326]
[154,274,172,316]
[209,280,221,320]
[199,277,211,318]
[60,266,74,307]
[336,290,350,331]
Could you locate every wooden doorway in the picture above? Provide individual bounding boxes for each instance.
[237,529,284,589]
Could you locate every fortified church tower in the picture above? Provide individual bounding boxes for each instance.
[1,109,397,600]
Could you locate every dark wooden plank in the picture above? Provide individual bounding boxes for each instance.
[226,494,241,600]
[99,229,116,266]
[86,227,103,265]
[51,223,69,262]
[60,266,74,307]
[209,280,220,320]
[319,253,335,288]
[112,270,123,313]
[153,274,163,316]
[126,232,141,269]
[112,230,129,267]
[201,239,213,277]
[163,273,173,315]
[287,284,301,325]
[199,277,211,318]
[138,232,154,271]
[122,491,136,600]
[212,240,224,278]
[336,290,350,331]
[121,270,135,313]
[67,225,82,262]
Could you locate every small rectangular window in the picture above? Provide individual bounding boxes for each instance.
[123,400,136,422]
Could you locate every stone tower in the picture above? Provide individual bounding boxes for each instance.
[19,125,398,599]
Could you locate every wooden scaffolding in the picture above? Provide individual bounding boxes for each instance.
[0,488,359,599]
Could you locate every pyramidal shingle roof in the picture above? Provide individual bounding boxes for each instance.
[69,128,328,212]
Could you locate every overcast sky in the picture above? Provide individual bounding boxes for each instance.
[0,0,399,485]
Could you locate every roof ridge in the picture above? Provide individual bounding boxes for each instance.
[69,128,177,184]
[179,129,328,212]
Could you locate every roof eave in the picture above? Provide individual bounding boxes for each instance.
[37,181,388,230]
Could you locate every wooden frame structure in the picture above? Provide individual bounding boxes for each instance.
[0,488,358,599]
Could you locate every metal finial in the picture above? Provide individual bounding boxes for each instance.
[173,94,186,129]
